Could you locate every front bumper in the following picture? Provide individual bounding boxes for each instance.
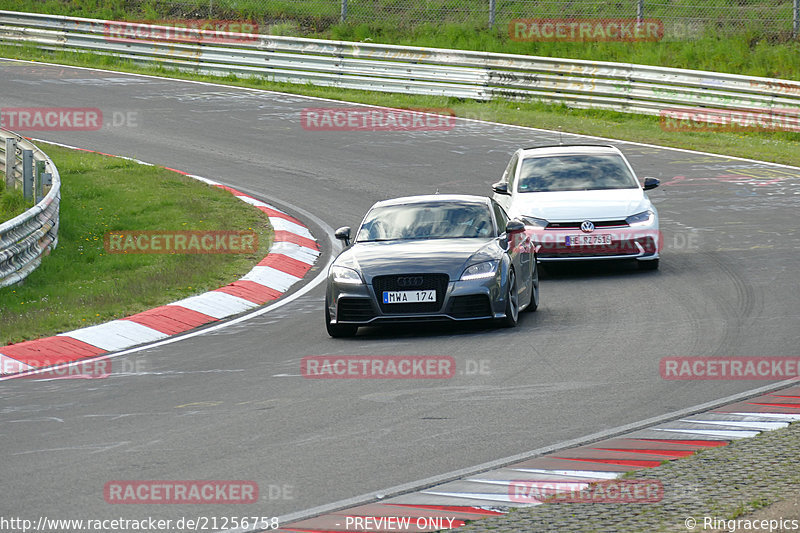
[327,274,507,326]
[527,227,661,261]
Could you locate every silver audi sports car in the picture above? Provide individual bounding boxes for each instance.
[325,195,539,337]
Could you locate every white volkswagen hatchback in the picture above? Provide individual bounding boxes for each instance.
[491,144,661,270]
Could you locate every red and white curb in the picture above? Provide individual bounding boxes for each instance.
[0,146,319,377]
[277,385,800,533]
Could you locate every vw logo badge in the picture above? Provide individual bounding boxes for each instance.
[397,276,424,287]
[580,220,595,233]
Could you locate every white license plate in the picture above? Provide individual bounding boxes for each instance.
[382,290,436,304]
[565,234,613,246]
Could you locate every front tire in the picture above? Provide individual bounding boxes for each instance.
[498,268,519,328]
[525,262,539,312]
[325,297,358,338]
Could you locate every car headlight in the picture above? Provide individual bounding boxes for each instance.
[461,260,499,281]
[521,216,548,229]
[626,210,655,227]
[330,265,363,284]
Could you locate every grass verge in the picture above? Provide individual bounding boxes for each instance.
[0,142,273,345]
[1,44,798,167]
[0,172,33,222]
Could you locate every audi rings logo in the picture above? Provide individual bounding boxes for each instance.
[397,276,424,287]
[580,220,595,233]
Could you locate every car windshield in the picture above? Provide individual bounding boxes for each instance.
[517,154,639,192]
[356,202,494,242]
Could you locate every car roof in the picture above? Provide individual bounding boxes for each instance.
[371,194,491,209]
[518,144,623,158]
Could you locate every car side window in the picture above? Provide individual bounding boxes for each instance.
[501,153,519,191]
[492,201,508,234]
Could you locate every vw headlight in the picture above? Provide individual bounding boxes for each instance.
[330,265,363,284]
[461,260,499,281]
[626,210,655,227]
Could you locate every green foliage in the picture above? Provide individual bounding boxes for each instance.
[4,0,800,77]
[0,176,33,222]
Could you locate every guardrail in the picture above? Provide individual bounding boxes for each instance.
[0,129,60,288]
[3,10,800,123]
[2,11,800,123]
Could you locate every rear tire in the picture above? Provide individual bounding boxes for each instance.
[325,298,358,338]
[498,269,519,328]
[637,258,660,271]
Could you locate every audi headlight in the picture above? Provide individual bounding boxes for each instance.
[626,210,655,227]
[521,216,548,229]
[461,260,499,281]
[330,265,363,284]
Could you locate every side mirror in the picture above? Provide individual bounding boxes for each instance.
[643,177,660,190]
[334,226,351,246]
[492,181,510,195]
[506,219,525,234]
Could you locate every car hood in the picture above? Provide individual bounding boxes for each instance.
[334,238,498,282]
[509,188,651,221]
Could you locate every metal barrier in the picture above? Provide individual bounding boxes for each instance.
[0,129,60,288]
[2,10,800,125]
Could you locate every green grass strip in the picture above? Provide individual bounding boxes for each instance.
[0,142,273,345]
[0,171,34,221]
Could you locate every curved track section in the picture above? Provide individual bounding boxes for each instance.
[0,151,321,378]
[0,59,798,527]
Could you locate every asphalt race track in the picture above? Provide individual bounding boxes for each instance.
[1,59,799,527]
